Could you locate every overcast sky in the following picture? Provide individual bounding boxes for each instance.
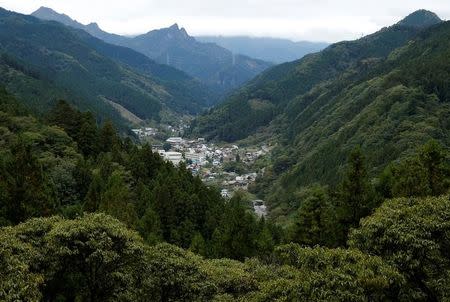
[0,0,448,42]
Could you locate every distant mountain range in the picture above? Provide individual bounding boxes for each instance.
[196,36,329,63]
[190,9,449,216]
[32,7,273,93]
[0,8,219,127]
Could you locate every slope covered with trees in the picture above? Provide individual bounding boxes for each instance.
[190,10,449,221]
[32,7,273,94]
[190,10,441,142]
[259,19,450,219]
[0,8,217,125]
[0,88,279,261]
[0,78,449,301]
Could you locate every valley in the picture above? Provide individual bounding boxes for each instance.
[0,3,449,301]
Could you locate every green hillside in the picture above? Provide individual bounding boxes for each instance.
[0,8,217,125]
[189,11,450,223]
[258,20,450,214]
[190,11,441,142]
[32,7,273,94]
[1,91,449,300]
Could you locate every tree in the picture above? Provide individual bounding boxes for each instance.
[291,185,337,247]
[83,171,103,213]
[338,147,373,230]
[138,207,163,245]
[271,243,403,301]
[0,140,55,224]
[349,196,450,301]
[255,218,275,258]
[99,120,118,153]
[190,232,207,256]
[47,100,81,139]
[419,140,449,196]
[99,169,137,228]
[211,196,258,260]
[391,156,430,197]
[378,140,449,198]
[77,112,98,157]
[162,142,171,152]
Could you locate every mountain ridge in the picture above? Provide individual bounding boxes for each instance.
[0,7,218,127]
[31,7,273,93]
[196,36,329,63]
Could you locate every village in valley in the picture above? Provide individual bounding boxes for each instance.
[132,125,269,217]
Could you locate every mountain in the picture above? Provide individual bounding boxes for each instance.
[1,73,449,301]
[190,10,448,212]
[397,9,442,28]
[196,36,328,63]
[31,6,128,45]
[190,12,437,142]
[0,8,217,126]
[32,7,273,93]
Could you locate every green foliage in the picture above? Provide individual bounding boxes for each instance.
[0,213,408,302]
[0,89,278,261]
[289,185,337,247]
[0,139,56,225]
[349,195,450,301]
[377,140,449,198]
[248,21,450,223]
[337,148,375,229]
[270,244,404,301]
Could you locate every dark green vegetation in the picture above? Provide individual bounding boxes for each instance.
[191,10,450,222]
[32,7,273,93]
[2,190,450,301]
[0,90,278,261]
[0,8,217,126]
[1,77,449,301]
[2,8,450,302]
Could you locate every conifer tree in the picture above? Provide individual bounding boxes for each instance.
[338,147,373,232]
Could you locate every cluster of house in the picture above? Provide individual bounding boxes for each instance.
[131,127,157,138]
[151,136,270,198]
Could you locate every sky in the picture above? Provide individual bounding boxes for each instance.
[0,0,449,42]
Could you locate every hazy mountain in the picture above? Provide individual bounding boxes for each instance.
[0,8,218,126]
[190,10,448,206]
[32,7,272,93]
[196,36,328,63]
[32,6,128,45]
[397,9,442,28]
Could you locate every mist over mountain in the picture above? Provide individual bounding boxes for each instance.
[32,7,273,93]
[196,36,329,63]
[0,8,218,126]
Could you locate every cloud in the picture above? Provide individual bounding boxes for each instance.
[0,0,448,42]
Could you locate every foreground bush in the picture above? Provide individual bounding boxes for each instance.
[349,195,450,301]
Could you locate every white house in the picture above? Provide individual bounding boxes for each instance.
[166,137,184,145]
[164,151,183,165]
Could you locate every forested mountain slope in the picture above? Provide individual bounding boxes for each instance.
[190,10,443,142]
[259,18,450,206]
[32,7,273,94]
[197,36,328,63]
[1,55,449,302]
[0,8,216,125]
[190,10,449,219]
